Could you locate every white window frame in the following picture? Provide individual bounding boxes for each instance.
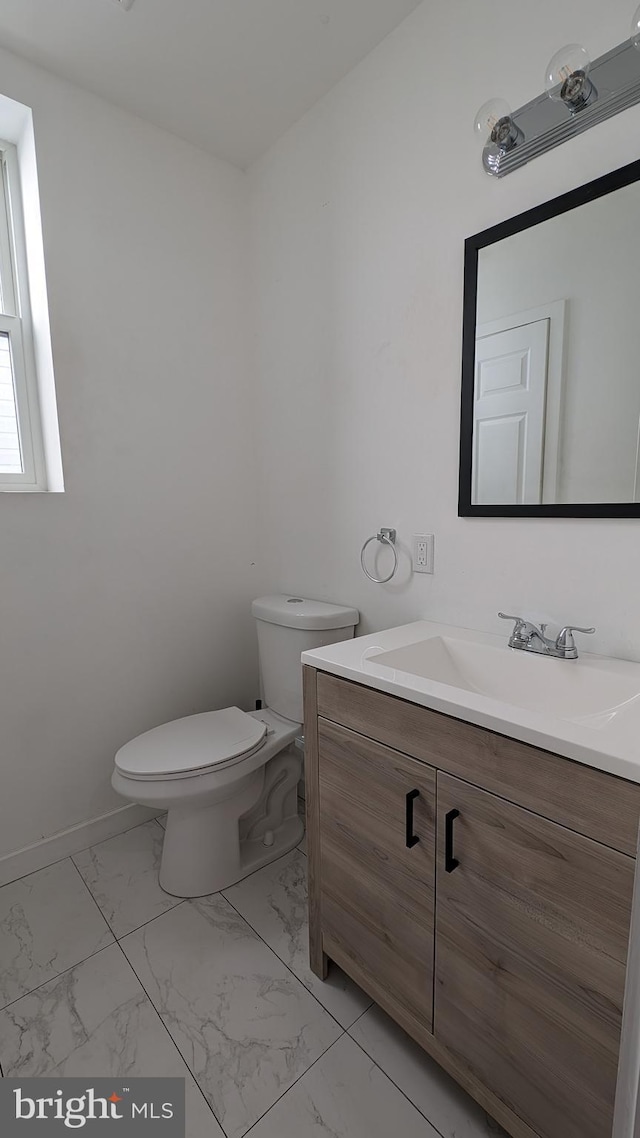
[0,140,47,491]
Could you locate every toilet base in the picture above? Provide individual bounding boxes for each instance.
[159,769,263,897]
[238,813,304,882]
[160,809,304,898]
[158,745,303,898]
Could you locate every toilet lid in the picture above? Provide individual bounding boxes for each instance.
[114,707,267,780]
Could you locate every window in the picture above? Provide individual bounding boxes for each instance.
[0,141,48,490]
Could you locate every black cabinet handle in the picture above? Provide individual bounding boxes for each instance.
[445,809,460,873]
[406,789,420,848]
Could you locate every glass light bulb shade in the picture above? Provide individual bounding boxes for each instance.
[631,4,640,48]
[545,44,591,101]
[473,98,513,144]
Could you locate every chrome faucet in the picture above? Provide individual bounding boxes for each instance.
[498,613,596,660]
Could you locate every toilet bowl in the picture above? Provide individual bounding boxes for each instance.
[111,595,358,897]
[112,706,301,896]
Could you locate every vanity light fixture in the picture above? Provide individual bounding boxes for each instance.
[476,6,640,176]
[632,5,640,48]
[544,44,597,112]
[473,99,524,175]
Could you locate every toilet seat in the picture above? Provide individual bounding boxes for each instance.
[114,707,268,782]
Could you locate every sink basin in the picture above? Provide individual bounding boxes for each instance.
[371,635,640,725]
[301,617,640,782]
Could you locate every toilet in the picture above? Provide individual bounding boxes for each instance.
[111,595,358,897]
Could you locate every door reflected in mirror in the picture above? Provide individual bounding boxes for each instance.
[459,160,640,517]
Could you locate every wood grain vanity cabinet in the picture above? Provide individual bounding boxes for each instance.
[303,666,640,1138]
[318,717,436,1029]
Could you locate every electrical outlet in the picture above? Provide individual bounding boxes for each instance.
[412,534,435,574]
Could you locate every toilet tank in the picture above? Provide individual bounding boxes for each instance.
[251,595,359,724]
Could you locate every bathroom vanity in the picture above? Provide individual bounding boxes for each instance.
[302,621,640,1138]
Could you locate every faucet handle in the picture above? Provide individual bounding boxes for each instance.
[555,625,596,653]
[498,612,529,638]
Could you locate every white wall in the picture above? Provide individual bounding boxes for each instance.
[6,0,640,863]
[250,0,640,664]
[0,48,258,860]
[477,187,640,503]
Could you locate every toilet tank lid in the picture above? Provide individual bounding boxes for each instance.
[252,595,359,631]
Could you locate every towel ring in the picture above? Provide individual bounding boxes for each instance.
[360,528,398,584]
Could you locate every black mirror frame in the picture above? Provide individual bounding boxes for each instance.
[459,156,640,518]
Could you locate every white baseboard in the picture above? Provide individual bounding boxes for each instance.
[0,804,159,888]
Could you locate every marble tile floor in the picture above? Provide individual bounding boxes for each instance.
[0,817,506,1138]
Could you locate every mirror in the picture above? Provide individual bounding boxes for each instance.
[459,158,640,517]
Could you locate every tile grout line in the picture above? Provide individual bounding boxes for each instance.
[220,881,368,1037]
[116,895,345,1138]
[221,845,456,1137]
[0,830,302,1017]
[220,843,304,897]
[0,860,118,1016]
[0,852,71,891]
[240,1031,347,1138]
[226,837,307,887]
[240,1031,450,1138]
[344,1002,373,1033]
[6,821,432,1134]
[3,893,384,1138]
[0,815,165,892]
[116,898,189,940]
[345,1014,503,1138]
[343,1026,452,1138]
[69,856,120,941]
[0,941,120,1015]
[0,861,187,1015]
[183,1074,225,1136]
[0,822,459,1137]
[111,938,227,1135]
[240,1004,488,1138]
[102,834,346,1137]
[1,897,218,1129]
[70,847,184,943]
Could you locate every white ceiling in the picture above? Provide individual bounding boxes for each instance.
[0,0,421,168]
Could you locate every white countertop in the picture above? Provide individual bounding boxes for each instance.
[302,619,640,785]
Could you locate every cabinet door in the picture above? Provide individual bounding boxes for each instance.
[318,717,436,1029]
[435,772,635,1138]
